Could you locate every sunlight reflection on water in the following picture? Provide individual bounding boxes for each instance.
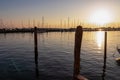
[96,31,104,49]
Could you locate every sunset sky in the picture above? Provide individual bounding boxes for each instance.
[0,0,120,28]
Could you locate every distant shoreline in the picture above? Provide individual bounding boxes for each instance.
[0,27,120,33]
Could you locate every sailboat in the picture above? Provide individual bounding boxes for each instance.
[116,46,120,64]
[117,46,120,54]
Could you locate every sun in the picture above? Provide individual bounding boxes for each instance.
[89,9,113,26]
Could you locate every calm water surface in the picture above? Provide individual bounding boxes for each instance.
[0,31,120,80]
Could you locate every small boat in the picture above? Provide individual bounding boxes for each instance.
[112,46,120,57]
[117,46,120,54]
[116,57,120,65]
[116,46,120,65]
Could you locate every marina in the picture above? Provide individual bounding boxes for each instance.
[0,0,120,80]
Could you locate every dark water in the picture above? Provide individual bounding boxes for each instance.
[0,31,120,80]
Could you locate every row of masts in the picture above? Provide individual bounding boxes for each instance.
[0,17,81,29]
[1,17,120,29]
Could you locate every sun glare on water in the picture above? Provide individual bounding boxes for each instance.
[90,9,113,26]
[96,31,104,48]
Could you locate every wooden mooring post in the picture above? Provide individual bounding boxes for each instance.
[34,26,39,77]
[73,26,88,80]
[102,32,107,80]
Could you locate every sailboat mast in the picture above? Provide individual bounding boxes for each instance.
[68,17,69,28]
[42,16,44,28]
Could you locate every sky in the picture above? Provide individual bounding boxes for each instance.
[0,0,120,28]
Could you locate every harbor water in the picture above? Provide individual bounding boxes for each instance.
[0,31,120,80]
